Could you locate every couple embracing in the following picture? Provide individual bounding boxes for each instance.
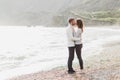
[66,18,84,74]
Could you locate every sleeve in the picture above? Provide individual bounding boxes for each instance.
[66,28,80,41]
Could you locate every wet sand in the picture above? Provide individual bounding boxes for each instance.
[9,41,120,80]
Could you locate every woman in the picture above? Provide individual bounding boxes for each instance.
[74,19,84,72]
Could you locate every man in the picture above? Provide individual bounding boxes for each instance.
[66,18,83,74]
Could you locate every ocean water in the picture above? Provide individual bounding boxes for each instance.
[0,26,120,80]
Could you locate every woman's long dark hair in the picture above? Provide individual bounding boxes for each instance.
[77,19,84,32]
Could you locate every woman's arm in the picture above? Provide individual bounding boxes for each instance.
[66,28,80,41]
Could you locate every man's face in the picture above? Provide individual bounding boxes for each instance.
[71,20,76,26]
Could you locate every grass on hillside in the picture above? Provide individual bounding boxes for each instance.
[71,10,120,24]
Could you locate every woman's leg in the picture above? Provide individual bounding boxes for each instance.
[75,44,83,70]
[68,47,75,71]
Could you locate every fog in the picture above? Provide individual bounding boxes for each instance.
[0,0,120,26]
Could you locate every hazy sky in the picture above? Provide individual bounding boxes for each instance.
[0,0,120,25]
[0,0,71,13]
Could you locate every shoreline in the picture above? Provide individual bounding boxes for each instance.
[9,40,120,80]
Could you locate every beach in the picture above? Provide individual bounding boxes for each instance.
[0,26,119,80]
[9,40,120,80]
[7,26,120,80]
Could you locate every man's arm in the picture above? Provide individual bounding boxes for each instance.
[66,28,80,41]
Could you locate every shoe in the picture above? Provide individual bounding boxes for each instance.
[68,70,76,74]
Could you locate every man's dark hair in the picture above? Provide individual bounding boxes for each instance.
[68,18,74,23]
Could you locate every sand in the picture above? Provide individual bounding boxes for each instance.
[9,41,120,80]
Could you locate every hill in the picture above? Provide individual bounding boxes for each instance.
[0,0,120,26]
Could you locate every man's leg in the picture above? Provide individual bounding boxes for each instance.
[68,47,75,71]
[75,44,83,70]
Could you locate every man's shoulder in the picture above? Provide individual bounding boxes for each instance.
[66,26,69,29]
[66,26,72,30]
[66,26,71,32]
